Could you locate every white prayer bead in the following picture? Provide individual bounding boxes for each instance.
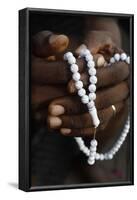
[66,50,130,166]
[63,52,73,60]
[104,154,108,160]
[78,88,86,97]
[77,139,84,146]
[88,68,96,76]
[70,64,78,73]
[123,125,129,131]
[88,84,96,92]
[72,72,80,81]
[120,134,126,140]
[88,159,95,165]
[83,148,89,155]
[100,154,104,160]
[126,56,130,64]
[80,145,86,151]
[84,49,91,55]
[122,131,128,137]
[125,124,130,130]
[104,154,110,159]
[125,123,130,129]
[89,155,95,160]
[119,136,126,142]
[110,149,116,155]
[89,151,96,157]
[75,81,83,90]
[80,49,91,57]
[121,132,128,138]
[81,95,89,104]
[110,57,115,64]
[116,140,123,147]
[85,54,93,62]
[89,76,97,84]
[114,53,120,61]
[68,56,76,65]
[90,139,98,146]
[90,146,96,152]
[123,128,129,134]
[87,101,95,109]
[95,153,100,160]
[113,146,119,153]
[87,60,95,68]
[107,154,113,160]
[121,53,127,61]
[89,93,96,101]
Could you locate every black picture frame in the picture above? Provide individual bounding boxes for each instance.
[19,7,134,192]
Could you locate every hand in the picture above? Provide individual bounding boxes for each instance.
[31,31,68,121]
[31,30,84,123]
[47,30,130,139]
[47,79,129,137]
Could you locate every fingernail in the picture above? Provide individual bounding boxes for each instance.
[75,44,87,56]
[47,55,56,61]
[49,105,65,116]
[60,128,71,135]
[49,34,69,53]
[48,116,62,128]
[97,56,105,67]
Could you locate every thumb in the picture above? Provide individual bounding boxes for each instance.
[75,31,116,57]
[32,31,69,58]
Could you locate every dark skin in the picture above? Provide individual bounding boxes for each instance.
[31,17,129,148]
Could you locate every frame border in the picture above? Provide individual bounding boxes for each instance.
[19,7,134,192]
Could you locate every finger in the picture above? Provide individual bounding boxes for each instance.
[32,57,85,84]
[68,73,88,93]
[60,102,123,129]
[75,44,109,66]
[32,31,69,57]
[93,54,106,68]
[48,96,87,116]
[47,101,124,130]
[96,81,129,110]
[67,53,106,93]
[84,31,115,54]
[84,32,123,59]
[68,61,129,93]
[102,47,124,62]
[60,127,95,137]
[32,85,67,108]
[60,120,111,137]
[48,81,129,116]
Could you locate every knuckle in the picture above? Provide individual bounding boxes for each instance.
[67,80,76,93]
[100,122,107,130]
[113,62,129,82]
[69,115,83,129]
[81,128,90,136]
[78,115,85,128]
[96,91,111,109]
[79,128,86,136]
[98,110,104,124]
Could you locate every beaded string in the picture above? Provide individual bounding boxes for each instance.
[64,49,130,165]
